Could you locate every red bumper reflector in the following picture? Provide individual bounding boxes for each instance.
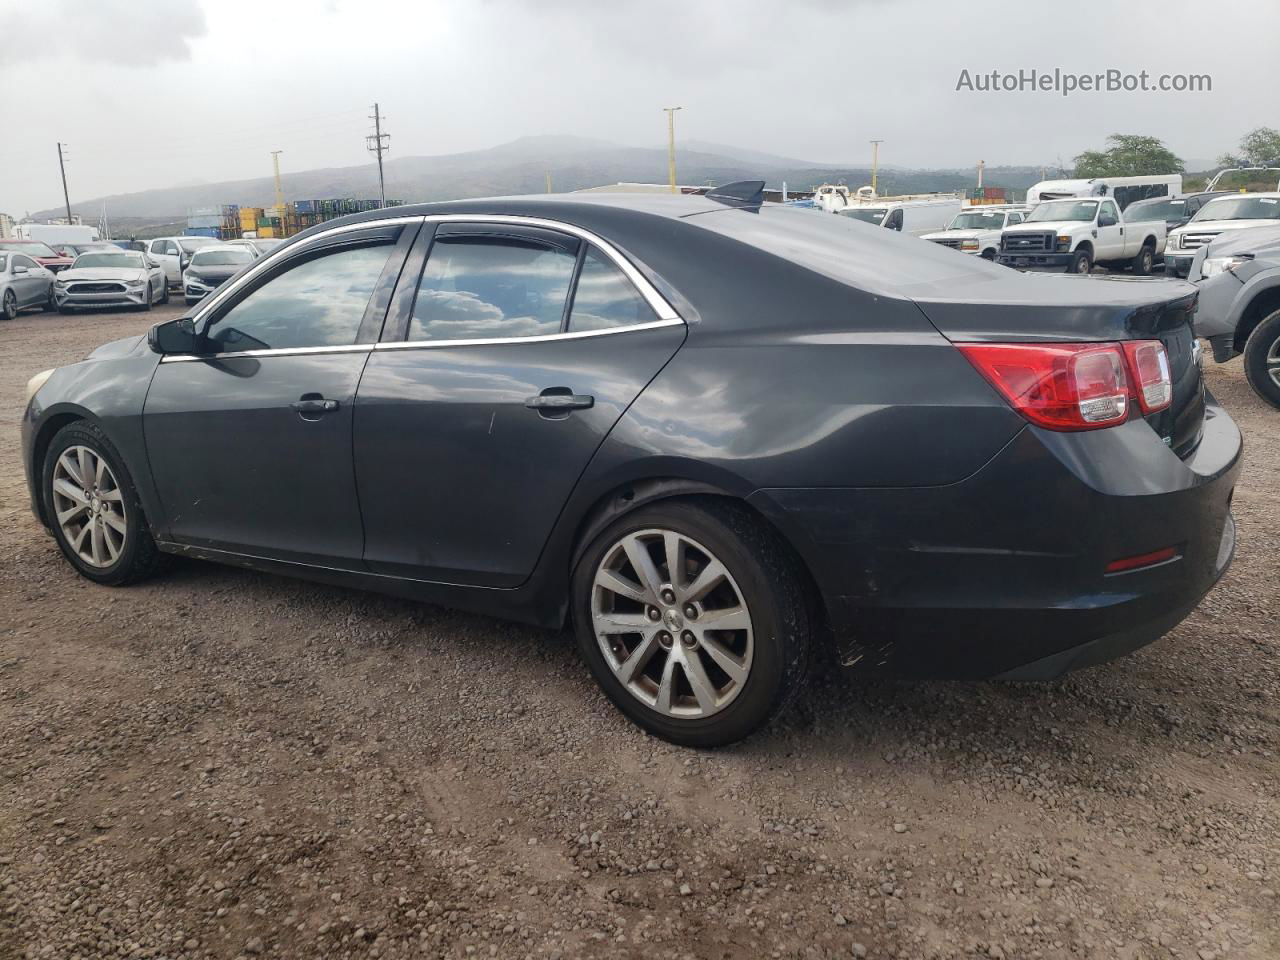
[1105,546,1178,574]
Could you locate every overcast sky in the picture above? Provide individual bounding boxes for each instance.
[1,0,1276,216]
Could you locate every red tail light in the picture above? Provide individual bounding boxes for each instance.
[1122,341,1172,413]
[957,343,1129,430]
[958,340,1173,431]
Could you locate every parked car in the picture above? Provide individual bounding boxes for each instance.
[223,237,285,258]
[998,197,1167,274]
[183,245,256,304]
[1165,193,1280,278]
[50,241,122,259]
[111,240,148,253]
[1188,224,1280,408]
[0,240,74,273]
[21,191,1241,746]
[144,236,219,288]
[835,195,965,236]
[921,206,1029,259]
[53,250,169,313]
[1,252,56,319]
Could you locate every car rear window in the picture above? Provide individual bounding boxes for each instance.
[192,249,254,266]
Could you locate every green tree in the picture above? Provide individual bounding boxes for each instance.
[1218,127,1280,168]
[1073,135,1185,178]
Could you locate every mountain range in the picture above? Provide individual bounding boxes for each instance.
[33,135,1056,221]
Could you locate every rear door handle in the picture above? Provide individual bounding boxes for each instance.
[525,393,594,411]
[291,397,339,415]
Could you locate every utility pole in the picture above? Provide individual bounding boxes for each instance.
[869,139,884,197]
[366,103,390,204]
[270,150,285,210]
[664,106,682,194]
[545,171,552,194]
[57,142,73,224]
[977,159,985,190]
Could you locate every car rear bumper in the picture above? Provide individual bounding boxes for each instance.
[1165,255,1194,278]
[996,251,1073,270]
[750,396,1242,679]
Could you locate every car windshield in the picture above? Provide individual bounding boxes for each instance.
[74,252,144,269]
[1191,196,1280,222]
[177,238,218,253]
[1,242,58,257]
[838,208,887,225]
[1026,200,1098,222]
[948,211,1007,230]
[192,249,254,266]
[1126,199,1187,221]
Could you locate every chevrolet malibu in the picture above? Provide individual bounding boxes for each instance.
[21,187,1242,746]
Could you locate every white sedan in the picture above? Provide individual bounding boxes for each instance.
[54,251,169,313]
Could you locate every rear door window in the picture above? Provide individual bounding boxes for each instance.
[567,245,658,332]
[408,231,578,342]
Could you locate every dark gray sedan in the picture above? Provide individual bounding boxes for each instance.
[20,188,1242,746]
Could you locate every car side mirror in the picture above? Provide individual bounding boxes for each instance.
[13,265,28,275]
[148,317,198,355]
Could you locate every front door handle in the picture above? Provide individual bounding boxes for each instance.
[525,392,594,411]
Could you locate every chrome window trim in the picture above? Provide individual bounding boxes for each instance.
[186,212,682,330]
[159,344,373,364]
[374,317,684,352]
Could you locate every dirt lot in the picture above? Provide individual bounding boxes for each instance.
[1,302,1277,960]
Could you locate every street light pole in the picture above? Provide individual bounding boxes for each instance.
[869,139,883,197]
[664,107,682,194]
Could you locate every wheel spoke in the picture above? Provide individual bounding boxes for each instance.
[622,535,664,598]
[699,635,749,685]
[56,502,88,526]
[681,650,719,714]
[683,559,726,603]
[89,521,104,565]
[78,448,94,494]
[655,652,678,715]
[58,452,85,487]
[103,510,127,535]
[98,487,123,502]
[616,633,660,685]
[663,532,685,590]
[595,611,653,632]
[52,478,88,506]
[94,454,107,488]
[595,568,650,605]
[102,525,122,562]
[71,522,91,557]
[697,604,750,632]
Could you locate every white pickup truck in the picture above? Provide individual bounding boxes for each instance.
[997,197,1167,275]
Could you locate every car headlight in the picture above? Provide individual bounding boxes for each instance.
[1201,255,1251,278]
[25,368,55,405]
[186,274,205,286]
[1056,236,1071,252]
[54,279,68,288]
[126,278,146,288]
[1171,234,1184,251]
[960,240,979,251]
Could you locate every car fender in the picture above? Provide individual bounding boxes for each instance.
[1230,268,1280,336]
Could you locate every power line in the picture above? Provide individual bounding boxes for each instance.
[367,103,390,204]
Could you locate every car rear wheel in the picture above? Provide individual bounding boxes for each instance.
[1069,249,1093,274]
[42,422,165,586]
[43,286,56,312]
[572,499,812,747]
[2,290,15,321]
[1242,307,1280,410]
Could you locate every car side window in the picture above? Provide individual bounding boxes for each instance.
[885,209,904,231]
[408,235,577,342]
[166,241,181,256]
[14,255,35,269]
[567,245,658,332]
[202,242,394,354]
[1099,202,1119,226]
[1007,213,1024,224]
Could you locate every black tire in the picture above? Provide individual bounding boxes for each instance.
[43,286,56,312]
[571,498,813,747]
[1,290,15,321]
[140,283,153,311]
[1131,242,1155,276]
[1242,307,1280,411]
[41,421,165,586]
[58,304,74,315]
[159,281,169,304]
[1069,248,1093,274]
[980,249,997,260]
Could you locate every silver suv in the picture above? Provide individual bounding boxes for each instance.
[1191,224,1280,408]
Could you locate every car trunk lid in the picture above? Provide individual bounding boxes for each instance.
[911,274,1204,457]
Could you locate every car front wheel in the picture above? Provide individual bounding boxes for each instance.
[1243,307,1280,410]
[2,290,16,320]
[1069,249,1093,274]
[42,421,165,586]
[572,499,812,747]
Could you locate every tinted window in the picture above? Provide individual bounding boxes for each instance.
[0,255,6,271]
[203,243,393,353]
[192,249,254,266]
[1099,202,1119,225]
[568,246,657,332]
[408,236,577,342]
[1008,212,1024,224]
[149,240,165,255]
[14,255,36,269]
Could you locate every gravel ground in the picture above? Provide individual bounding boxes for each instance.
[1,303,1277,960]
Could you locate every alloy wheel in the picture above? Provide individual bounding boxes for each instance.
[591,528,753,719]
[50,445,128,568]
[1268,335,1280,389]
[2,291,15,320]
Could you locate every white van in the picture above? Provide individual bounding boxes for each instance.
[836,195,965,237]
[1025,175,1183,211]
